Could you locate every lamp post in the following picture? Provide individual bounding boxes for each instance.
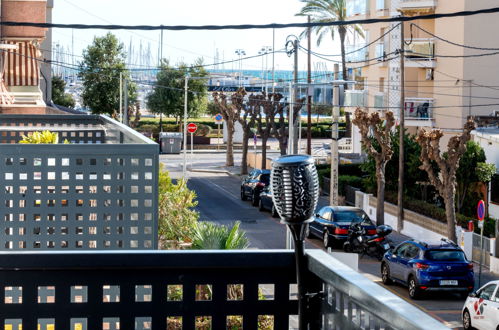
[260,46,272,92]
[271,154,319,330]
[234,49,246,87]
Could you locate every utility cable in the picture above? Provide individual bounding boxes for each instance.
[3,7,499,30]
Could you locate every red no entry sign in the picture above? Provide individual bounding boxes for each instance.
[187,123,197,134]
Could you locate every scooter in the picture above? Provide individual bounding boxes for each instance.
[343,223,393,261]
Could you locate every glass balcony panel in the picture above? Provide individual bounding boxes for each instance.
[374,93,386,109]
[345,44,368,62]
[347,0,369,16]
[344,90,367,107]
[405,39,434,59]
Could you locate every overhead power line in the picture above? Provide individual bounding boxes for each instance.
[3,7,499,30]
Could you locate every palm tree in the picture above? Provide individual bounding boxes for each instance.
[296,0,364,83]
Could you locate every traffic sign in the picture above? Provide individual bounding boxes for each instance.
[477,200,485,221]
[214,113,223,124]
[187,123,198,134]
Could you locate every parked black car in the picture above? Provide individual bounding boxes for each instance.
[240,169,271,206]
[306,206,377,248]
[258,186,279,217]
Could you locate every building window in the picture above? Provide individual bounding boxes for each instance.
[491,174,499,204]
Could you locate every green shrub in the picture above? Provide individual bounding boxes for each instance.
[338,175,363,196]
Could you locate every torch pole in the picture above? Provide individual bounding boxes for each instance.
[289,224,307,330]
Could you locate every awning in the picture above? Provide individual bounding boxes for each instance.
[1,40,40,87]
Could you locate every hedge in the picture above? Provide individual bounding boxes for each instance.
[384,191,495,237]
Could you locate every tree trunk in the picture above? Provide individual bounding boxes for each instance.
[376,161,386,226]
[261,137,268,169]
[241,129,249,174]
[444,190,458,243]
[339,26,348,83]
[226,122,234,166]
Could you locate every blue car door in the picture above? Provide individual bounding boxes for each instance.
[312,208,332,237]
[399,244,420,283]
[389,243,411,280]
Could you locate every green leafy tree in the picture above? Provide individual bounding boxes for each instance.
[455,141,486,214]
[157,165,199,249]
[78,33,136,116]
[147,58,208,123]
[51,76,75,108]
[476,162,497,218]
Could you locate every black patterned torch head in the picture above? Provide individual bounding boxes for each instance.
[271,155,319,225]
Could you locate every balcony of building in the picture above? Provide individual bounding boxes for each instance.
[345,44,369,63]
[346,0,370,18]
[398,0,437,14]
[404,38,436,68]
[0,113,159,251]
[404,97,434,127]
[344,90,368,108]
[0,249,450,329]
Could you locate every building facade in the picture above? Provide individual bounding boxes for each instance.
[0,0,55,114]
[345,0,499,143]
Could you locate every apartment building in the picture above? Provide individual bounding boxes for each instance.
[0,0,55,114]
[345,0,499,142]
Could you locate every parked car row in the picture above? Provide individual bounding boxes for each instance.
[241,169,486,327]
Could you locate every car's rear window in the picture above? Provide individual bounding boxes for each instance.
[260,174,270,185]
[334,210,371,224]
[425,250,466,261]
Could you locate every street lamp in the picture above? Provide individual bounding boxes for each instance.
[271,154,319,330]
[234,49,246,87]
[260,46,272,92]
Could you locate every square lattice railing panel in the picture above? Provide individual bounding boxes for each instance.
[0,114,159,250]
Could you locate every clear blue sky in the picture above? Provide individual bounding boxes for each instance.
[52,0,343,73]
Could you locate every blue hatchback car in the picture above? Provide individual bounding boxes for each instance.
[381,239,474,299]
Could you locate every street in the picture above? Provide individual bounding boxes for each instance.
[161,151,474,329]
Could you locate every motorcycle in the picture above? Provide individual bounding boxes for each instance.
[343,223,393,261]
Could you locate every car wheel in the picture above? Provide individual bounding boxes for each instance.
[251,191,259,206]
[462,309,473,330]
[271,205,279,218]
[408,276,421,300]
[323,231,330,249]
[240,188,247,201]
[258,199,265,211]
[381,263,393,285]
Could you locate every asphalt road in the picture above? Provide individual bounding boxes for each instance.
[161,152,472,329]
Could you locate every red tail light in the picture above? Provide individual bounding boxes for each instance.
[334,228,348,235]
[373,237,384,242]
[367,229,376,235]
[419,286,428,290]
[415,263,429,270]
[256,182,265,188]
[468,263,474,270]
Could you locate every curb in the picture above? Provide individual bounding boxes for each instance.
[189,168,242,179]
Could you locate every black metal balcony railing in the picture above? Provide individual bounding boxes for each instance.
[0,250,450,330]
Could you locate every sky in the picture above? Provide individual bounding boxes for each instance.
[51,0,343,74]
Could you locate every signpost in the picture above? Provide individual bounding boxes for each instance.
[477,199,486,286]
[214,114,223,150]
[187,123,197,169]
